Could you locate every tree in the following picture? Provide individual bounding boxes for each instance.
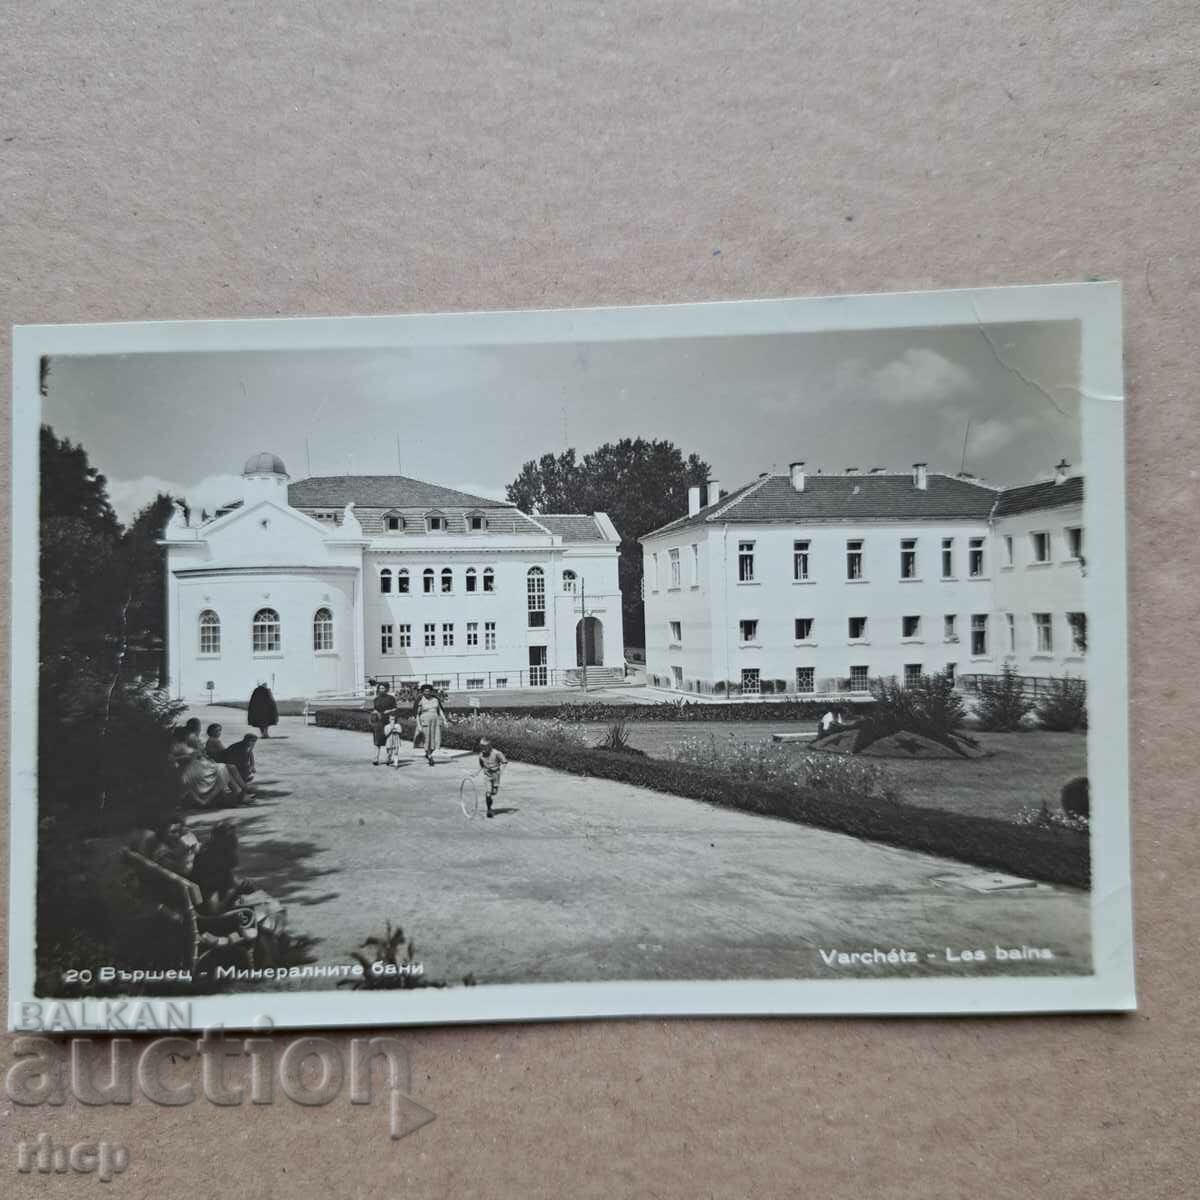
[506,438,711,646]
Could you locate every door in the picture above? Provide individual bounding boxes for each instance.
[528,645,548,687]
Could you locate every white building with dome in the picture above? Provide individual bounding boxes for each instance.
[161,453,626,702]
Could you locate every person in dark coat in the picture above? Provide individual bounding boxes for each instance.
[247,684,278,738]
[369,681,398,765]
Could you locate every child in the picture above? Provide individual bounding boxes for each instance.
[477,738,508,818]
[384,714,404,767]
[205,723,225,760]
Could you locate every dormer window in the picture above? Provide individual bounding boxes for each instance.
[383,511,406,532]
[467,511,488,532]
[426,511,446,533]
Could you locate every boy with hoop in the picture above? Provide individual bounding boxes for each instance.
[477,738,508,818]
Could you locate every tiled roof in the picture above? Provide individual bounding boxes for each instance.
[288,475,511,510]
[644,473,999,537]
[536,514,606,542]
[994,475,1083,516]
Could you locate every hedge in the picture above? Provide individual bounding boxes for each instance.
[316,708,1090,887]
[325,699,843,724]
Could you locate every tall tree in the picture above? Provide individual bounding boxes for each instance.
[506,437,711,647]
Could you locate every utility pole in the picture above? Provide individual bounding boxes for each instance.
[579,577,588,694]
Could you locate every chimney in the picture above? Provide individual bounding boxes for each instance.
[913,462,928,490]
[789,461,806,492]
[844,467,859,475]
[1054,458,1071,485]
[706,479,722,507]
[688,485,702,516]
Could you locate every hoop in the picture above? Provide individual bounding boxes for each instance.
[459,773,481,819]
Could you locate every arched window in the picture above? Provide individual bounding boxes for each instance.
[397,568,410,594]
[384,511,405,532]
[465,567,478,593]
[527,567,546,628]
[313,607,334,652]
[562,569,577,593]
[423,568,435,594]
[441,567,453,594]
[199,610,221,655]
[483,567,496,593]
[252,608,281,654]
[380,568,392,594]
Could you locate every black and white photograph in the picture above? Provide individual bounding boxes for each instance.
[7,285,1134,1029]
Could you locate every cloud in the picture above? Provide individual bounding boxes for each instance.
[106,474,243,523]
[870,349,973,405]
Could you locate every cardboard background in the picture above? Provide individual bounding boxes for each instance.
[1,2,1195,1196]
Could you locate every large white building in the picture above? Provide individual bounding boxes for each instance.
[640,461,1086,697]
[161,453,625,702]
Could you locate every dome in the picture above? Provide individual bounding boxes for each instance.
[242,451,288,477]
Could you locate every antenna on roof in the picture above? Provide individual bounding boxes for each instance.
[305,437,312,478]
[396,434,402,475]
[959,416,972,475]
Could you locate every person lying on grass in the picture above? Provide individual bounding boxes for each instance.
[477,738,508,819]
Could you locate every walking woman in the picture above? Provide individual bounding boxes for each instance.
[369,681,397,766]
[247,683,278,739]
[412,684,448,766]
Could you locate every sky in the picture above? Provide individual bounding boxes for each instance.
[42,320,1082,523]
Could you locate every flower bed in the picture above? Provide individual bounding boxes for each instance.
[316,707,1089,887]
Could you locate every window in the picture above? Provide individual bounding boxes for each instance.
[313,510,337,522]
[971,614,988,656]
[669,620,682,644]
[900,538,918,579]
[467,622,479,647]
[669,549,681,589]
[848,616,867,641]
[846,539,864,580]
[945,662,957,683]
[849,665,870,693]
[527,567,546,628]
[385,512,405,532]
[651,552,660,591]
[904,663,922,688]
[739,619,759,643]
[252,608,280,654]
[465,568,478,593]
[467,677,485,689]
[741,668,761,695]
[1003,535,1014,568]
[1006,612,1016,653]
[469,513,487,531]
[1066,527,1084,560]
[484,621,496,650]
[562,569,577,593]
[793,539,810,581]
[426,513,445,532]
[440,567,453,594]
[795,667,815,694]
[199,610,221,655]
[1067,611,1087,654]
[423,623,436,648]
[483,567,495,593]
[398,623,412,648]
[380,568,393,594]
[494,676,508,688]
[313,607,334,652]
[1031,531,1051,563]
[432,679,451,691]
[944,614,958,642]
[442,622,454,647]
[396,568,410,594]
[690,543,700,586]
[794,617,813,641]
[902,615,921,639]
[968,537,986,577]
[380,624,394,654]
[738,541,755,583]
[941,538,954,578]
[1034,612,1053,654]
[423,568,435,594]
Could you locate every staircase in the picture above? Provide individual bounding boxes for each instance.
[563,667,626,688]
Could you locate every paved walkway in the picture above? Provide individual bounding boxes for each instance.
[188,707,1091,987]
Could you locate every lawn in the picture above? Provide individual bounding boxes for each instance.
[573,722,1086,823]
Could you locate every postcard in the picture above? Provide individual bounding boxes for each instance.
[7,283,1134,1030]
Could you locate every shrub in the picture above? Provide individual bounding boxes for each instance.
[337,921,475,990]
[1060,776,1090,819]
[713,681,727,694]
[1013,802,1089,835]
[596,719,633,752]
[1036,677,1088,732]
[975,666,1034,732]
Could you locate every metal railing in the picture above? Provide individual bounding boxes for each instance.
[364,667,621,693]
[957,673,1086,699]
